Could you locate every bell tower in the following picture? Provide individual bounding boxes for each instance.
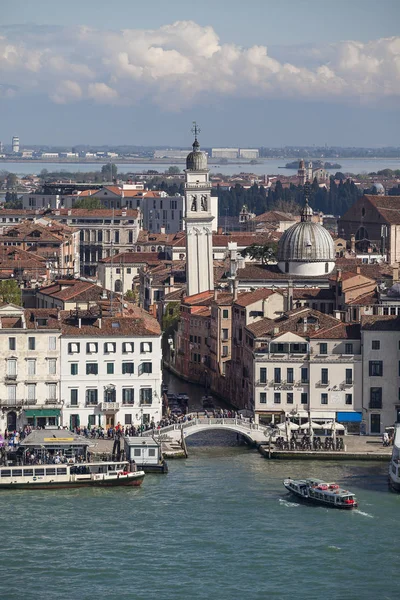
[184,122,214,296]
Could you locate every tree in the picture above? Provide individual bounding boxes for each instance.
[241,242,277,264]
[0,280,22,305]
[6,173,18,189]
[167,166,180,175]
[4,193,22,208]
[73,197,103,210]
[101,163,118,180]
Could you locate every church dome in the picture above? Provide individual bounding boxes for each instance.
[277,200,335,276]
[186,138,208,171]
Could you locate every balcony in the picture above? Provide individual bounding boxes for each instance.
[342,380,353,388]
[5,374,17,381]
[0,398,37,407]
[139,401,153,407]
[99,402,120,412]
[316,380,330,388]
[45,399,62,405]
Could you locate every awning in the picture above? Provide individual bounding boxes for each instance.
[24,409,61,417]
[336,411,362,423]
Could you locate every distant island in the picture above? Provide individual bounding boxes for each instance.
[284,160,342,169]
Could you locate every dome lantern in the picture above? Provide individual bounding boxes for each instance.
[186,121,208,171]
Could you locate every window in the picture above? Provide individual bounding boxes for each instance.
[140,388,152,405]
[68,343,80,354]
[287,368,294,384]
[27,359,36,376]
[222,329,229,341]
[149,448,156,457]
[125,414,132,425]
[86,342,98,354]
[369,361,383,377]
[260,368,267,384]
[140,342,152,353]
[106,363,114,375]
[321,393,328,405]
[127,268,132,274]
[301,368,308,384]
[260,392,267,404]
[48,359,56,375]
[86,389,98,405]
[9,337,16,351]
[70,389,78,406]
[345,394,353,405]
[71,363,78,375]
[47,383,57,400]
[345,369,353,385]
[122,388,134,404]
[301,393,308,405]
[104,342,116,354]
[122,362,134,375]
[7,386,16,401]
[48,336,57,351]
[370,387,382,409]
[319,343,327,355]
[222,345,228,357]
[27,384,36,401]
[372,340,380,350]
[222,309,229,319]
[86,363,98,375]
[114,231,120,243]
[28,337,35,350]
[122,342,134,353]
[321,368,329,385]
[274,368,281,384]
[88,415,96,427]
[274,392,281,404]
[139,362,152,375]
[287,392,294,404]
[7,359,17,376]
[344,343,353,355]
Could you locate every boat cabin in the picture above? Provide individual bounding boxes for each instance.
[18,429,90,465]
[124,437,167,473]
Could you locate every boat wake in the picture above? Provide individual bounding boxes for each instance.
[354,509,374,519]
[327,545,342,551]
[278,498,299,508]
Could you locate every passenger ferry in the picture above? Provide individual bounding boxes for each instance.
[389,424,400,491]
[284,477,358,509]
[0,461,145,490]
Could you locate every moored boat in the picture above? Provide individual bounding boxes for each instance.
[0,461,145,490]
[389,424,400,491]
[284,477,358,509]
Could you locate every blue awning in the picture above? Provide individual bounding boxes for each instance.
[336,411,362,423]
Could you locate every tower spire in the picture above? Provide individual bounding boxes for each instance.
[301,182,313,222]
[191,121,200,150]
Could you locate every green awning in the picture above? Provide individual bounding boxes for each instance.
[24,409,61,417]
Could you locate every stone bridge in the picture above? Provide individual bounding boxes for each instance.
[142,417,268,444]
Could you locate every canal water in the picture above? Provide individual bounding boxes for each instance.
[0,436,397,600]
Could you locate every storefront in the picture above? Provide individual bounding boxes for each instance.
[24,409,61,429]
[336,411,362,434]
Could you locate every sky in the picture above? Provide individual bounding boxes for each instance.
[1,0,400,147]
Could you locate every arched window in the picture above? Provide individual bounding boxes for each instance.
[157,246,162,252]
[325,262,329,273]
[136,246,141,252]
[114,279,122,293]
[285,262,289,273]
[151,246,156,252]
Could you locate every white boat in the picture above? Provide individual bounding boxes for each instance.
[389,424,400,491]
[284,477,358,509]
[0,461,145,490]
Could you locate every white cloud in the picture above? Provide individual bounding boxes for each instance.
[0,22,399,109]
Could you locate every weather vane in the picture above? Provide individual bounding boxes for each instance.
[191,121,200,140]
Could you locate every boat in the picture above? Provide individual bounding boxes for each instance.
[0,461,145,490]
[283,477,358,509]
[389,424,400,491]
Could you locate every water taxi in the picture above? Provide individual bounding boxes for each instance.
[284,477,358,509]
[0,461,145,490]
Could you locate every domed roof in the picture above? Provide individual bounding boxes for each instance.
[186,138,208,171]
[372,182,385,194]
[277,200,335,263]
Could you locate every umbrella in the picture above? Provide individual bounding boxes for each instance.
[324,422,345,431]
[300,421,322,431]
[276,422,299,431]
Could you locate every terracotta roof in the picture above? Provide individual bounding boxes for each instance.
[235,288,279,307]
[365,195,400,224]
[238,263,327,281]
[24,309,61,330]
[346,291,379,305]
[292,288,335,300]
[52,208,139,219]
[212,292,233,306]
[246,308,361,340]
[60,312,160,337]
[169,232,281,248]
[38,281,108,303]
[251,210,296,223]
[361,315,400,331]
[183,291,214,306]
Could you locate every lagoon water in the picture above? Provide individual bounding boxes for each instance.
[1,158,400,177]
[0,438,397,600]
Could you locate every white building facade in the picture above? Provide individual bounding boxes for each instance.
[60,314,162,431]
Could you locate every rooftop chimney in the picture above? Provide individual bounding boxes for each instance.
[393,265,399,282]
[233,279,238,302]
[217,227,223,235]
[273,327,279,335]
[336,268,342,282]
[356,266,361,274]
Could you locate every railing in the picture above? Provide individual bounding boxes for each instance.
[316,380,330,388]
[143,417,265,437]
[5,374,17,381]
[45,399,62,405]
[0,398,37,407]
[99,402,120,411]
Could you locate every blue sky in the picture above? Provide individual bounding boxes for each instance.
[1,0,400,147]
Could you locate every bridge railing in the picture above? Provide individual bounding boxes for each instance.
[143,418,266,437]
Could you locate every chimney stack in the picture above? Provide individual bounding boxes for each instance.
[393,264,399,282]
[233,279,238,302]
[356,266,361,274]
[336,268,342,282]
